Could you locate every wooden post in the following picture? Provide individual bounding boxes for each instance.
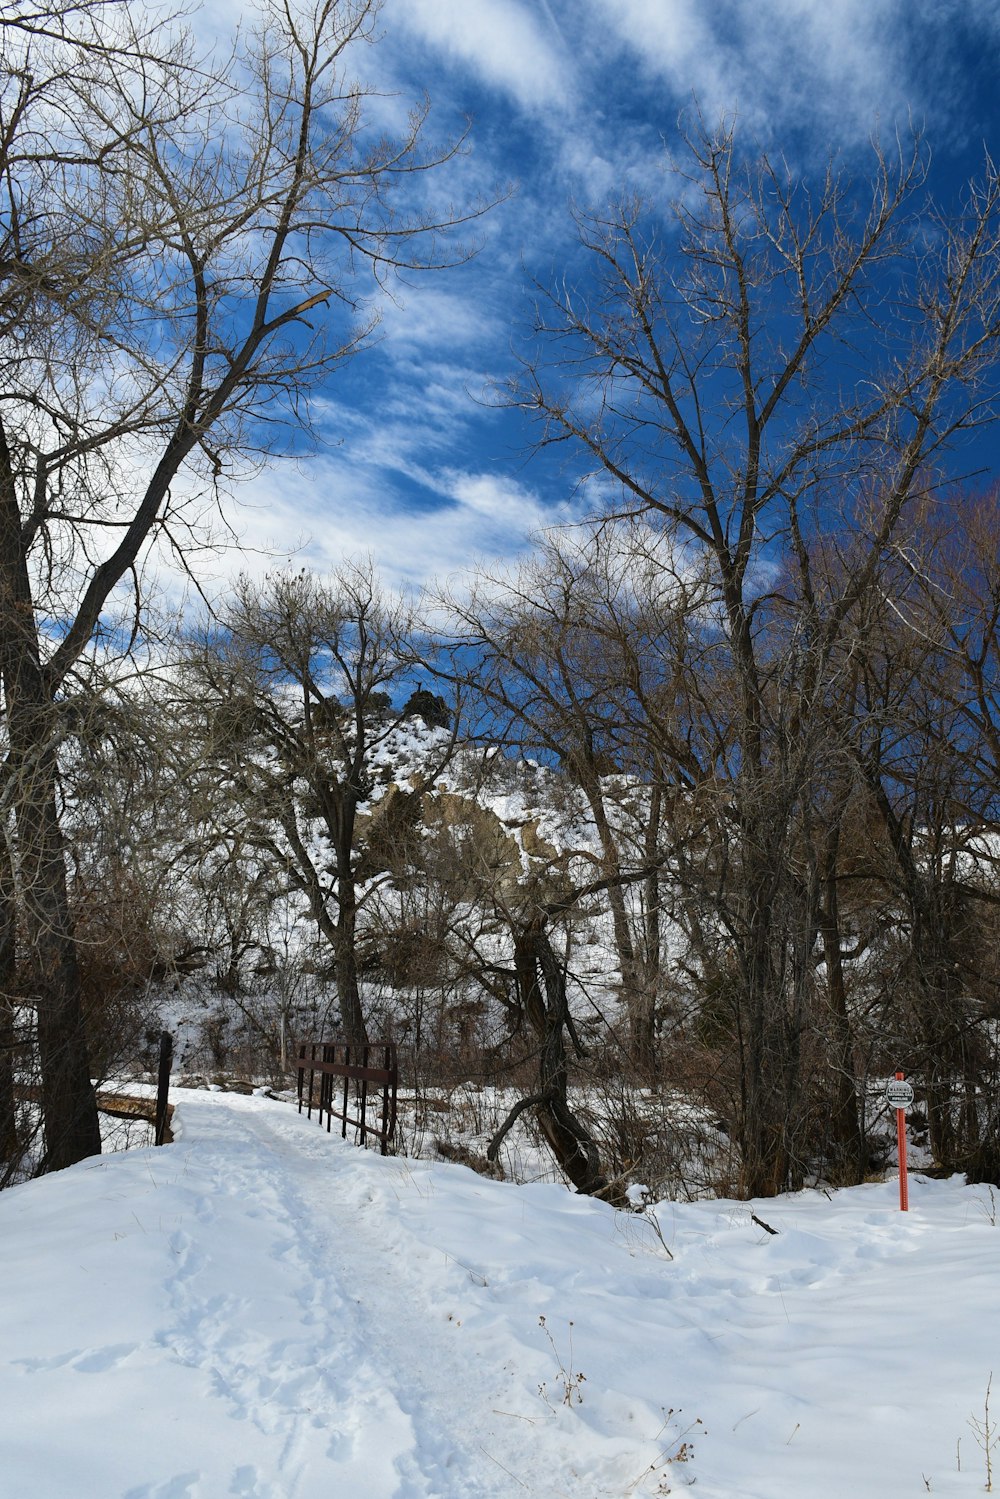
[895,1070,909,1212]
[154,1031,173,1146]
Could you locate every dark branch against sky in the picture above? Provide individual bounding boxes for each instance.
[191,0,1000,593]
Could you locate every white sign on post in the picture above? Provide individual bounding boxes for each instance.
[886,1078,914,1110]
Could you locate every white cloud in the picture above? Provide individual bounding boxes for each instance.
[583,0,960,150]
[375,283,504,356]
[589,0,730,118]
[442,466,575,529]
[309,354,501,485]
[384,0,573,112]
[221,457,584,597]
[104,0,995,624]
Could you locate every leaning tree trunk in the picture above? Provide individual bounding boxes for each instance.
[504,914,618,1201]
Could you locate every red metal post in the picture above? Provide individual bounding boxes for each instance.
[895,1069,909,1212]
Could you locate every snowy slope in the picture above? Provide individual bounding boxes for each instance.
[1,1091,997,1499]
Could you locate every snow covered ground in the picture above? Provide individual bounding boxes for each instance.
[1,1091,998,1499]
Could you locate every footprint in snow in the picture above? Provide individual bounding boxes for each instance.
[122,1472,201,1499]
[72,1342,139,1373]
[228,1463,283,1496]
[15,1342,137,1375]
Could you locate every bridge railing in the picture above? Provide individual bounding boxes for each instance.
[294,1039,398,1155]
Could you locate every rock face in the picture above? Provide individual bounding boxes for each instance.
[421,791,523,890]
[422,788,575,900]
[359,775,573,903]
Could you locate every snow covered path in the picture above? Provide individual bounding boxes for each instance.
[3,1090,1000,1498]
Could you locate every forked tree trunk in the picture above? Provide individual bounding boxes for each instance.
[510,915,619,1202]
[283,793,369,1052]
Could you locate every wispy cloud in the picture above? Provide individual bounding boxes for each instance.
[374,282,505,357]
[223,457,582,596]
[384,0,574,113]
[584,0,975,151]
[134,0,998,613]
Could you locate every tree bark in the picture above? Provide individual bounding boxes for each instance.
[0,821,17,1163]
[513,914,617,1202]
[10,720,102,1169]
[818,828,864,1184]
[333,871,368,1050]
[571,754,650,1070]
[0,424,100,1171]
[634,778,664,1078]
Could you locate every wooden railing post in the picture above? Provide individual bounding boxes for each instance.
[154,1031,173,1147]
[341,1042,349,1140]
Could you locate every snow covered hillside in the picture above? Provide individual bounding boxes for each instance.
[2,1091,997,1499]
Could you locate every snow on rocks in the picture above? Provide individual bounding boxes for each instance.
[1,1090,999,1497]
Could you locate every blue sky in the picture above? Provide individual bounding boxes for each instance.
[220,0,1000,594]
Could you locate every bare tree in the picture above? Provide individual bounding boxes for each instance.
[0,0,484,1170]
[857,492,1000,1179]
[436,521,710,1073]
[180,564,456,1048]
[512,121,1000,1195]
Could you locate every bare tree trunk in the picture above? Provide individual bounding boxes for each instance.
[634,779,664,1077]
[0,428,100,1171]
[11,727,102,1169]
[513,915,615,1201]
[864,772,967,1170]
[287,867,369,1050]
[274,792,369,1051]
[733,802,794,1197]
[573,760,645,1061]
[334,872,368,1050]
[0,820,17,1162]
[818,828,864,1183]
